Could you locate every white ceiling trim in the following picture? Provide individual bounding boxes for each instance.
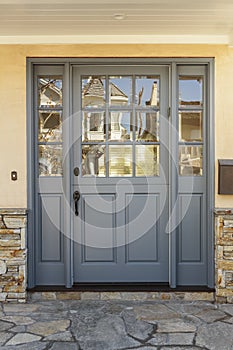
[0,34,229,45]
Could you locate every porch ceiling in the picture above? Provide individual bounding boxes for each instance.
[0,0,233,45]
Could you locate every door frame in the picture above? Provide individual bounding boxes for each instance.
[27,57,215,289]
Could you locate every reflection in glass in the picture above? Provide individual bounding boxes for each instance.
[109,146,132,177]
[38,78,62,108]
[82,76,106,108]
[82,112,105,142]
[136,145,159,176]
[136,112,159,141]
[179,76,203,106]
[38,111,62,142]
[109,76,131,106]
[135,76,160,107]
[179,111,202,142]
[82,145,106,177]
[109,112,132,141]
[179,145,203,176]
[39,145,62,176]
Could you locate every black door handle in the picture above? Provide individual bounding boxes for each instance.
[73,191,80,216]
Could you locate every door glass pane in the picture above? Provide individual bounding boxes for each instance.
[179,145,203,176]
[179,111,202,142]
[109,112,132,141]
[82,76,106,108]
[136,111,159,141]
[82,112,105,142]
[38,111,62,142]
[38,78,62,108]
[179,76,203,107]
[109,145,132,177]
[82,145,106,177]
[136,145,159,176]
[109,76,131,106]
[39,145,63,176]
[135,76,160,107]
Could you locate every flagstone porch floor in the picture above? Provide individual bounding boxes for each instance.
[0,300,233,349]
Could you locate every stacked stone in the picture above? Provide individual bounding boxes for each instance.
[0,210,27,302]
[215,209,233,303]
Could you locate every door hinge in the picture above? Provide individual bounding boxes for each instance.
[167,107,171,118]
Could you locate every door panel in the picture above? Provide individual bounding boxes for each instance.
[74,186,168,282]
[82,194,116,262]
[126,194,159,263]
[73,66,169,282]
[41,194,63,262]
[178,194,203,263]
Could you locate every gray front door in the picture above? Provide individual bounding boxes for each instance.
[31,60,213,288]
[72,66,169,282]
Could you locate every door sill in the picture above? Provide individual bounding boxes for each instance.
[28,283,214,293]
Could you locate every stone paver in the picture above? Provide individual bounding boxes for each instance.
[196,321,233,350]
[1,316,34,325]
[149,332,195,346]
[44,330,74,341]
[27,319,70,336]
[157,319,197,333]
[0,320,14,331]
[0,343,49,350]
[121,309,154,340]
[195,308,227,323]
[49,342,80,350]
[0,299,232,349]
[160,348,203,350]
[6,333,41,345]
[0,331,13,345]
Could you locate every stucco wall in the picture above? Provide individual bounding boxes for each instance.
[0,44,233,208]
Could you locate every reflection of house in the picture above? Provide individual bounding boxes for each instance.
[179,146,203,175]
[179,111,202,142]
[82,77,129,141]
[39,78,62,107]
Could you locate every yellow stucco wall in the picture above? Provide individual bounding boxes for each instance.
[0,44,233,208]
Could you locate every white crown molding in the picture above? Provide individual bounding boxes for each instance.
[0,34,229,45]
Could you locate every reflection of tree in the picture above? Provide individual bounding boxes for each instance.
[139,113,158,141]
[82,145,105,176]
[137,82,159,141]
[39,146,62,176]
[137,87,144,137]
[39,112,62,142]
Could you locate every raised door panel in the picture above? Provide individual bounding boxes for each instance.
[177,193,207,285]
[36,193,65,285]
[81,194,116,263]
[126,194,159,263]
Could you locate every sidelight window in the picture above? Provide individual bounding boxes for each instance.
[178,75,204,176]
[37,77,63,176]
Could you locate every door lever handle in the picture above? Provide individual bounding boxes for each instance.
[73,191,80,216]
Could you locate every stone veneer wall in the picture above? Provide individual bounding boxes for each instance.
[215,209,233,303]
[0,209,27,302]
